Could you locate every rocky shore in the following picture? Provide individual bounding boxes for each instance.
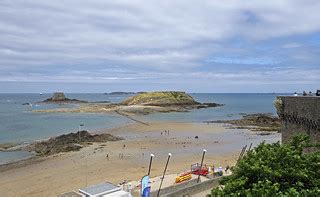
[25,131,123,156]
[0,121,281,196]
[0,131,122,159]
[207,113,281,132]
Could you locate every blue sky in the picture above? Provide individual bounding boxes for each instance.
[0,0,320,93]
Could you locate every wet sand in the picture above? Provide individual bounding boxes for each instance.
[0,121,280,196]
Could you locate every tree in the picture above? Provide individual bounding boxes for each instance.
[210,134,320,196]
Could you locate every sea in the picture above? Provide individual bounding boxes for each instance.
[0,93,286,164]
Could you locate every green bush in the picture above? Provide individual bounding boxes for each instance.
[210,134,320,196]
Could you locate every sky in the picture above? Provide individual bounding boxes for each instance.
[0,0,320,93]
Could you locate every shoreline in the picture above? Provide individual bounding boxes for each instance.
[0,121,280,196]
[0,112,280,166]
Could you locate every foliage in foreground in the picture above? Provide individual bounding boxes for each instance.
[210,134,320,196]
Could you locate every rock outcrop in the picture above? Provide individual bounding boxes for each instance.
[26,131,122,156]
[208,113,281,132]
[41,92,87,103]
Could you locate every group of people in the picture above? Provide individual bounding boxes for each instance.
[294,90,320,96]
[161,130,170,136]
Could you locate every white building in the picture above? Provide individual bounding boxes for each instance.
[79,182,131,197]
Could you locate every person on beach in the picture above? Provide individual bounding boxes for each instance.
[293,92,298,96]
[303,91,307,96]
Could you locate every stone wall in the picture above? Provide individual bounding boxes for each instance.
[276,96,320,143]
[149,179,198,197]
[163,177,222,197]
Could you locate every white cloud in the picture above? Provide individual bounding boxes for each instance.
[0,0,320,91]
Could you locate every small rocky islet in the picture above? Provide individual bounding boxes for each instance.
[40,92,88,104]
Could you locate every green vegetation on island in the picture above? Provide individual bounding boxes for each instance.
[121,91,199,106]
[210,134,320,196]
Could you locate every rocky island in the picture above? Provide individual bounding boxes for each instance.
[40,92,88,104]
[34,91,223,115]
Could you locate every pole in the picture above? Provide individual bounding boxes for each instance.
[237,146,245,163]
[157,153,172,197]
[240,145,248,159]
[147,154,154,176]
[248,143,253,152]
[197,149,207,183]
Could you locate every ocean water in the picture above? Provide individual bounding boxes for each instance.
[140,93,284,122]
[0,93,133,144]
[0,93,285,164]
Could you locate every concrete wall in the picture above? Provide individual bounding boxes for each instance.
[277,96,320,143]
[163,177,222,197]
[149,179,198,197]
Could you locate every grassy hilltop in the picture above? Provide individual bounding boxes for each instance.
[121,91,199,106]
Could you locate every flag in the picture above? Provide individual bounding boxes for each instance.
[141,175,150,197]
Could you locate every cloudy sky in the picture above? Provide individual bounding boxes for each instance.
[0,0,320,93]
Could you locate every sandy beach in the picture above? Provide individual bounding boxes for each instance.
[0,121,280,196]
